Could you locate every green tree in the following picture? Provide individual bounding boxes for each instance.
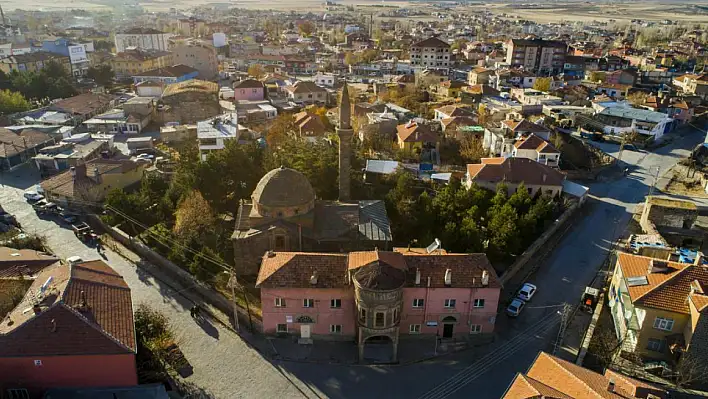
[298,21,316,37]
[86,65,115,86]
[532,77,552,92]
[344,52,360,66]
[588,71,606,83]
[0,89,31,114]
[265,138,339,200]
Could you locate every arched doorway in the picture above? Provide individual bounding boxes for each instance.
[362,335,395,364]
[442,316,457,338]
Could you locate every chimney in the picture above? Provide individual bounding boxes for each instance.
[415,268,421,285]
[79,290,88,310]
[310,270,318,285]
[444,269,452,286]
[70,166,76,180]
[427,276,431,288]
[33,304,41,315]
[482,270,489,286]
[542,174,547,183]
[608,380,615,393]
[93,166,100,182]
[50,318,57,332]
[267,250,276,258]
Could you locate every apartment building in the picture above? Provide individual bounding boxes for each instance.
[110,49,174,79]
[410,37,451,69]
[505,39,567,74]
[114,27,173,53]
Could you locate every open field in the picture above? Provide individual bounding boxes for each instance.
[8,0,708,24]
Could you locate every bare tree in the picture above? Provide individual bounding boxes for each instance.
[674,352,708,388]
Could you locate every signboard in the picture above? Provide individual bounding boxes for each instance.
[68,45,88,64]
[285,315,293,323]
[213,32,226,48]
[419,163,434,172]
[426,321,438,327]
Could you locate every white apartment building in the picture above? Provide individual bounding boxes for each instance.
[114,27,173,53]
[410,37,450,69]
[197,112,239,161]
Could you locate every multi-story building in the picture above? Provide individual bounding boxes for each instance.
[110,49,173,79]
[505,39,567,74]
[41,38,95,77]
[197,112,239,161]
[170,39,218,80]
[114,27,173,53]
[0,51,70,74]
[410,36,451,70]
[256,249,501,362]
[609,252,708,367]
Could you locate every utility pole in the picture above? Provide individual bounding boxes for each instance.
[553,303,571,356]
[228,271,240,332]
[648,165,661,196]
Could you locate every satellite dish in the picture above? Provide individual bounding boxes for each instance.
[426,238,442,254]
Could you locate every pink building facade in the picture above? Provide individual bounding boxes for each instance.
[257,250,502,362]
[233,79,265,101]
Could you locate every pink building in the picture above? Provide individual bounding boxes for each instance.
[233,79,265,101]
[256,248,502,362]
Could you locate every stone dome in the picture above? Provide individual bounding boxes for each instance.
[251,167,315,217]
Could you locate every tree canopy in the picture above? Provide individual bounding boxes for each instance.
[0,89,31,115]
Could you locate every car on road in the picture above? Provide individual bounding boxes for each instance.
[517,283,537,302]
[67,256,84,265]
[506,299,526,317]
[57,211,78,224]
[24,191,44,202]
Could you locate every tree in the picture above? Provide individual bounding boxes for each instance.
[344,52,360,66]
[265,112,296,147]
[451,38,469,51]
[588,71,606,83]
[298,21,315,37]
[174,190,215,239]
[86,65,115,86]
[247,64,265,80]
[265,138,339,200]
[93,40,113,51]
[626,91,648,106]
[460,135,487,163]
[532,77,552,92]
[0,89,30,114]
[360,49,379,64]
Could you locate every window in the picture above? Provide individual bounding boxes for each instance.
[303,298,314,308]
[409,324,421,334]
[276,324,288,333]
[393,308,399,322]
[653,317,674,331]
[274,235,286,250]
[330,324,342,333]
[470,324,482,334]
[473,299,485,308]
[647,338,665,352]
[444,299,456,308]
[274,297,285,308]
[359,308,367,321]
[375,312,385,327]
[330,299,341,308]
[413,298,424,308]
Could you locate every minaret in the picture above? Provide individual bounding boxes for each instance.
[337,83,353,202]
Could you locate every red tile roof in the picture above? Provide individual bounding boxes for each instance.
[514,134,559,154]
[0,261,135,356]
[396,122,439,143]
[412,36,450,48]
[467,157,565,187]
[502,119,550,134]
[0,247,59,277]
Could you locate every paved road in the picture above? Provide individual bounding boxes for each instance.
[0,126,702,399]
[0,166,314,399]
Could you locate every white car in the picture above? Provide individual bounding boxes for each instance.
[517,283,537,302]
[24,191,44,202]
[506,299,526,317]
[66,256,84,266]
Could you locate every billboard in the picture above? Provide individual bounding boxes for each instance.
[69,45,88,64]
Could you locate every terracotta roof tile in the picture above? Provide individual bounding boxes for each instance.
[401,253,501,289]
[502,119,549,134]
[0,261,135,356]
[503,373,573,399]
[467,157,565,187]
[0,247,59,276]
[617,252,708,314]
[396,122,439,143]
[435,105,475,118]
[256,252,348,288]
[412,36,450,48]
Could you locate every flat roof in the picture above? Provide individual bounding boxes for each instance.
[647,196,697,210]
[599,106,670,124]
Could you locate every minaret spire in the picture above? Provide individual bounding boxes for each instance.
[337,82,353,202]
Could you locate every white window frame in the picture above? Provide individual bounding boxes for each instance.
[274,297,285,308]
[276,323,288,333]
[330,324,342,334]
[330,299,342,308]
[470,324,482,334]
[444,299,456,308]
[303,298,314,308]
[653,317,674,332]
[413,298,424,308]
[409,324,421,334]
[473,299,485,308]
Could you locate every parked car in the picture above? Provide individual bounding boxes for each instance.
[58,211,78,224]
[506,299,526,317]
[67,256,84,266]
[517,283,537,302]
[24,191,44,202]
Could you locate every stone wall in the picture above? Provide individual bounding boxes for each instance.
[500,202,580,285]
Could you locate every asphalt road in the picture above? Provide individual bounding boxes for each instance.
[0,125,703,399]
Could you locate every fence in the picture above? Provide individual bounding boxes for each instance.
[87,214,261,332]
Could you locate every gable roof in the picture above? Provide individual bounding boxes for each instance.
[256,252,348,288]
[49,93,117,116]
[133,64,198,78]
[617,252,708,314]
[467,157,565,187]
[284,81,327,94]
[436,105,475,118]
[466,84,500,96]
[40,159,139,199]
[503,352,665,399]
[397,122,439,143]
[0,247,59,277]
[0,128,54,158]
[0,260,135,356]
[502,119,550,134]
[514,134,560,154]
[413,36,450,48]
[293,111,326,135]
